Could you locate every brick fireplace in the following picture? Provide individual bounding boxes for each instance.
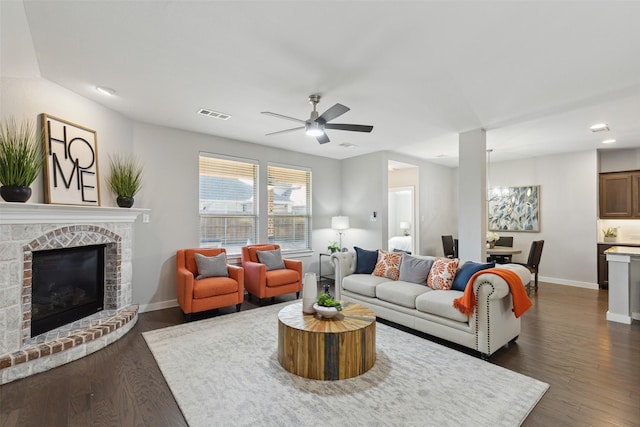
[0,203,146,384]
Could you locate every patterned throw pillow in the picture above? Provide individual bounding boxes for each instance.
[427,257,459,290]
[372,250,402,280]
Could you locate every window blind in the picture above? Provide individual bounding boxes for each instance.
[199,154,258,254]
[267,164,311,251]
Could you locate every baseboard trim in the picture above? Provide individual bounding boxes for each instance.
[138,299,179,313]
[539,276,599,290]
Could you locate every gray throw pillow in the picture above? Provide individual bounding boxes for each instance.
[398,253,434,284]
[256,248,286,271]
[194,252,229,279]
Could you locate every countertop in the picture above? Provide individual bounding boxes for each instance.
[604,246,640,256]
[598,241,640,246]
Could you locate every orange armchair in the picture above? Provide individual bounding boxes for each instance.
[241,244,302,302]
[176,248,244,320]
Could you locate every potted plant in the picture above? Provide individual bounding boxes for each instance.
[486,231,500,248]
[106,154,143,208]
[0,117,43,202]
[313,292,342,318]
[603,227,617,243]
[327,241,340,253]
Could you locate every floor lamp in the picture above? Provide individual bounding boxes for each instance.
[331,216,350,251]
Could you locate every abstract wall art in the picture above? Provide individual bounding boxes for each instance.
[488,185,539,232]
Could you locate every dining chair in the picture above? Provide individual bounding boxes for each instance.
[441,235,456,258]
[490,236,514,264]
[514,240,544,294]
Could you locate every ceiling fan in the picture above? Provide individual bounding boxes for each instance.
[261,94,373,144]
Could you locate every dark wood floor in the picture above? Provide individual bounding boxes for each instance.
[1,282,639,427]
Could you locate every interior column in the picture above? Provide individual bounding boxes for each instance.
[458,129,487,262]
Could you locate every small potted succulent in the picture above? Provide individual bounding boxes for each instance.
[0,117,43,202]
[106,154,143,208]
[603,228,617,243]
[313,292,342,318]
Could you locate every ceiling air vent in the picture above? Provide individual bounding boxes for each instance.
[198,108,231,120]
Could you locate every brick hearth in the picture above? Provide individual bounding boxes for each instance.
[0,203,146,384]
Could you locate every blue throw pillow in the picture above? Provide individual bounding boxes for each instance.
[354,247,378,274]
[451,261,496,291]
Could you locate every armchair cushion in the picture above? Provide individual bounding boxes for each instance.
[256,248,286,271]
[194,252,229,279]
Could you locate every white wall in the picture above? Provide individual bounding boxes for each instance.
[1,76,344,311]
[343,151,457,256]
[488,150,599,288]
[131,122,343,309]
[0,77,134,205]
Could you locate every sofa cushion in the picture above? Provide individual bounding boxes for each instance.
[451,260,495,291]
[256,248,286,271]
[376,281,432,309]
[415,290,469,323]
[398,254,434,284]
[427,257,459,290]
[343,274,389,297]
[354,247,378,274]
[373,250,402,280]
[194,252,229,279]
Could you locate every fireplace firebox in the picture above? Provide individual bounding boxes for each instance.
[31,244,106,337]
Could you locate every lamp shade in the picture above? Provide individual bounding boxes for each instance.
[331,216,350,230]
[399,221,410,230]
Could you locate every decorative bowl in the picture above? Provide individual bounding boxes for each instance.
[313,303,339,319]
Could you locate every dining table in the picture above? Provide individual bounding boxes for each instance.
[486,246,522,256]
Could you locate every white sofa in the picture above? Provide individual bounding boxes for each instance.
[330,252,531,358]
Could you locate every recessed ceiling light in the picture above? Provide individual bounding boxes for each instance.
[96,86,115,96]
[338,143,357,149]
[590,123,609,132]
[602,139,616,144]
[198,108,231,120]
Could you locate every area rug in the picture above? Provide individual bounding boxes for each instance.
[143,302,548,427]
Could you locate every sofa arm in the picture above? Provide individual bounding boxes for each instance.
[330,252,357,300]
[243,261,267,297]
[176,267,195,313]
[283,259,303,281]
[227,265,245,302]
[471,264,530,301]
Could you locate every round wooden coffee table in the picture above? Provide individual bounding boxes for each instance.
[277,301,376,380]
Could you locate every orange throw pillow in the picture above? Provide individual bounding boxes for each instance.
[427,257,459,290]
[373,250,402,280]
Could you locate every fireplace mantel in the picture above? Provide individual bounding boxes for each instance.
[0,202,149,224]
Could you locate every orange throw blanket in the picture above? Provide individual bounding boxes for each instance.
[453,268,532,318]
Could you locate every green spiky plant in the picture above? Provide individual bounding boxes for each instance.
[106,154,143,198]
[0,117,43,187]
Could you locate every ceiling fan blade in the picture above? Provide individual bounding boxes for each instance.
[324,123,374,133]
[265,126,305,136]
[317,103,350,124]
[316,133,330,144]
[261,111,307,124]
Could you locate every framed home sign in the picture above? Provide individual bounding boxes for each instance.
[42,114,100,205]
[488,185,540,232]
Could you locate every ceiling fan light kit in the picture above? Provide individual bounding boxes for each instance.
[262,94,373,144]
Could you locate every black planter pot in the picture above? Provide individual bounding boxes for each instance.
[0,185,32,202]
[116,196,134,208]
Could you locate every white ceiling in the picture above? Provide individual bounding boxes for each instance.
[6,1,640,166]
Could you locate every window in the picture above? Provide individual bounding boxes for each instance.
[199,154,258,254]
[267,164,311,251]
